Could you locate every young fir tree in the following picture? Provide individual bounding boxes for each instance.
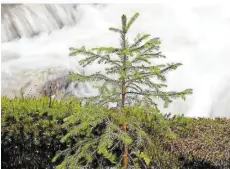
[69,12,192,168]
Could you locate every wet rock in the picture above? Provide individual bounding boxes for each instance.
[40,73,75,98]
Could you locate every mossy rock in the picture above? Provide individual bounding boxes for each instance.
[167,117,230,168]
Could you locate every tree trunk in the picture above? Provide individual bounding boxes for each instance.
[122,81,128,169]
[122,120,128,168]
[121,30,128,168]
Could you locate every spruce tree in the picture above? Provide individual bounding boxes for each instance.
[69,12,192,168]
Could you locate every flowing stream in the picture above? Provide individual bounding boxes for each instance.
[1,3,230,117]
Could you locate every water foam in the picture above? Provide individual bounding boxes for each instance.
[1,4,230,117]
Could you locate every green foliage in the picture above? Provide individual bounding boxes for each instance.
[54,105,180,168]
[2,97,230,168]
[69,12,192,108]
[1,96,79,169]
[67,12,194,168]
[67,12,193,168]
[167,117,230,168]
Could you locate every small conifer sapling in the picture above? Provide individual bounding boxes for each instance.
[69,12,192,168]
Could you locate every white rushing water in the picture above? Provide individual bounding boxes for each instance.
[1,4,230,117]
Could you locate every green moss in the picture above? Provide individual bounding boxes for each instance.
[1,96,80,169]
[1,97,229,168]
[168,117,230,168]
